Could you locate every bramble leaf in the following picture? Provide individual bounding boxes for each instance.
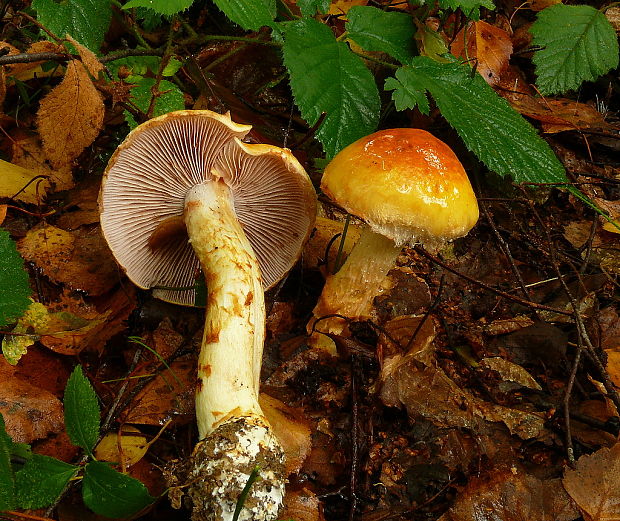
[212,0,276,31]
[0,414,15,511]
[298,0,330,16]
[438,0,494,19]
[530,4,619,95]
[64,366,100,454]
[125,78,185,129]
[32,0,112,52]
[385,58,568,185]
[346,6,416,64]
[14,455,78,509]
[122,0,194,15]
[283,18,380,157]
[82,461,155,518]
[0,229,30,328]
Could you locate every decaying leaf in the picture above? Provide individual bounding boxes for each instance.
[66,35,104,78]
[4,41,65,81]
[563,443,620,521]
[480,357,542,390]
[18,223,120,296]
[0,372,64,444]
[0,205,7,225]
[439,467,579,521]
[328,0,367,15]
[95,425,149,467]
[37,59,104,168]
[379,316,545,439]
[0,159,50,204]
[260,393,312,475]
[451,21,513,86]
[279,487,325,521]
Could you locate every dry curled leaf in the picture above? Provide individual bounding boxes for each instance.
[37,59,104,168]
[66,35,104,78]
[563,443,620,521]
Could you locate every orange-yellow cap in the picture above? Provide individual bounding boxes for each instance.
[321,128,479,248]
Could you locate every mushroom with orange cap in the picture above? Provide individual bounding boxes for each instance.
[309,128,479,351]
[99,110,317,521]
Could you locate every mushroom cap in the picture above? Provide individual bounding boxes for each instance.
[320,128,479,248]
[99,110,317,306]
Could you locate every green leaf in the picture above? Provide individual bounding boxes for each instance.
[530,4,619,95]
[0,229,30,328]
[125,78,186,130]
[64,366,100,454]
[82,461,155,518]
[283,18,380,158]
[123,0,194,15]
[0,414,16,510]
[438,0,494,19]
[212,0,276,31]
[384,75,429,114]
[32,0,112,52]
[14,455,78,509]
[385,58,568,185]
[346,6,416,64]
[297,0,330,16]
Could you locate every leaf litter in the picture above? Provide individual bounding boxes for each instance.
[0,1,619,520]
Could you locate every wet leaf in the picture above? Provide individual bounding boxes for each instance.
[37,60,105,168]
[0,229,31,329]
[0,160,51,204]
[531,5,619,95]
[0,414,15,510]
[95,426,149,467]
[18,224,119,296]
[439,468,579,521]
[563,443,620,521]
[283,18,381,158]
[480,357,542,390]
[450,21,513,86]
[15,454,78,509]
[0,374,64,444]
[64,366,100,453]
[82,461,155,518]
[123,0,194,15]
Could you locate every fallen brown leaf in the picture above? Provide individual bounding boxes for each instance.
[279,487,325,521]
[439,467,579,521]
[451,21,513,86]
[37,59,104,168]
[18,223,120,296]
[563,443,620,521]
[0,373,64,443]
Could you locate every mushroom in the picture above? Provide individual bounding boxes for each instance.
[309,128,479,351]
[99,110,317,521]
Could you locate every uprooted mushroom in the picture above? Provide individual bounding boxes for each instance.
[99,110,317,521]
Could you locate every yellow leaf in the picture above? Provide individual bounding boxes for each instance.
[37,59,104,168]
[328,0,367,15]
[12,135,74,192]
[0,159,50,204]
[602,220,620,234]
[95,426,149,467]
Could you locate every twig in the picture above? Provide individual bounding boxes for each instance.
[412,245,573,316]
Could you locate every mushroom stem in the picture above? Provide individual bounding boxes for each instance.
[309,227,402,353]
[183,181,285,521]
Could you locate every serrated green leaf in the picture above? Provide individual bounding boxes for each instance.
[384,75,430,114]
[298,0,330,16]
[125,78,185,130]
[123,0,194,15]
[438,0,494,19]
[14,455,78,509]
[346,6,416,64]
[0,229,30,328]
[0,414,16,510]
[283,18,380,158]
[64,366,100,454]
[531,4,619,95]
[385,58,568,185]
[212,0,276,31]
[82,461,155,518]
[32,0,112,52]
